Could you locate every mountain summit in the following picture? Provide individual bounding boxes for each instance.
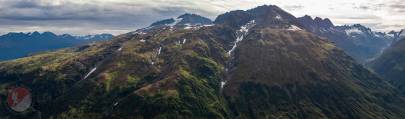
[297,15,334,31]
[149,13,213,27]
[1,5,405,119]
[215,5,299,29]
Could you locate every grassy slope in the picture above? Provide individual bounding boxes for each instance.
[369,38,405,94]
[0,26,234,118]
[224,28,405,119]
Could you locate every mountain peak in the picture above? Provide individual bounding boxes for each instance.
[247,5,296,23]
[297,15,334,31]
[31,31,41,36]
[314,17,323,21]
[348,24,372,33]
[42,31,57,37]
[215,4,297,28]
[149,18,176,27]
[176,13,212,25]
[177,13,201,19]
[149,13,212,27]
[314,17,334,28]
[214,10,254,28]
[253,4,281,10]
[302,15,313,20]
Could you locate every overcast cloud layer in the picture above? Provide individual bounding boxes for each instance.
[0,0,404,35]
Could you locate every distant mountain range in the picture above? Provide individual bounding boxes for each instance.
[0,32,113,61]
[297,16,395,63]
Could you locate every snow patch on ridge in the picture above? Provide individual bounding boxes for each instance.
[184,24,193,29]
[275,15,282,20]
[387,34,395,38]
[183,24,214,30]
[221,81,227,88]
[158,47,162,55]
[203,24,214,27]
[227,20,256,55]
[182,38,187,44]
[287,25,302,31]
[345,28,362,35]
[133,31,146,35]
[222,20,256,90]
[169,18,183,26]
[84,67,97,80]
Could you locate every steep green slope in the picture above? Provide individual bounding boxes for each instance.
[0,25,236,119]
[369,38,405,94]
[223,27,405,119]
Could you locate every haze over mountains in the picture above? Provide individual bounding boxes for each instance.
[1,4,405,119]
[0,32,113,61]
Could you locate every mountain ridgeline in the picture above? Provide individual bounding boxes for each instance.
[149,13,213,27]
[0,32,113,61]
[297,16,394,63]
[1,5,405,119]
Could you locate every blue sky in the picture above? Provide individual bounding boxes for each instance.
[0,0,404,35]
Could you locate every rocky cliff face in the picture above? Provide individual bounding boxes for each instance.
[1,5,405,119]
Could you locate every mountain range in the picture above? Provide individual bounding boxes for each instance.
[0,32,113,61]
[297,16,395,63]
[1,5,405,119]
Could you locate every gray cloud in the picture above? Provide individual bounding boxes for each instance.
[283,5,304,11]
[0,0,209,35]
[353,3,385,11]
[388,0,405,14]
[336,15,382,20]
[390,4,405,9]
[0,0,403,35]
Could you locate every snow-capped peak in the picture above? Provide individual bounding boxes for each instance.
[345,28,362,35]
